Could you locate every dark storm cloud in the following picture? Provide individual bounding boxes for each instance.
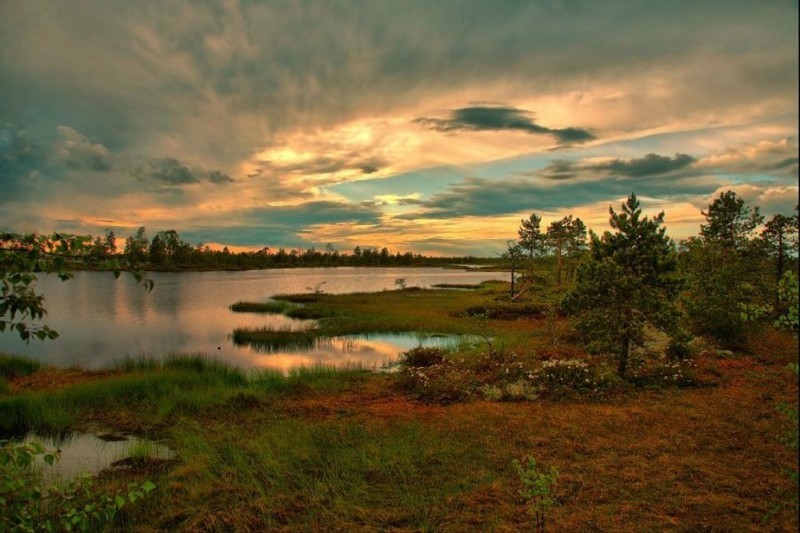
[132,158,233,185]
[415,106,595,144]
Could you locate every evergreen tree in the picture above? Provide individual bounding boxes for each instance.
[518,213,546,259]
[700,190,763,249]
[761,212,799,287]
[546,215,587,286]
[564,193,682,377]
[682,191,768,343]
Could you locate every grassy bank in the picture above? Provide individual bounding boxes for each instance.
[232,281,538,350]
[1,282,797,531]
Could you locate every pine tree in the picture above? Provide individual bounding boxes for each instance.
[564,193,682,377]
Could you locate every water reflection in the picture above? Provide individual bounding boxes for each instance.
[23,433,175,483]
[233,333,468,372]
[0,268,502,371]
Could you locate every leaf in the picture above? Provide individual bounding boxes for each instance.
[115,495,125,509]
[141,480,157,493]
[44,453,56,465]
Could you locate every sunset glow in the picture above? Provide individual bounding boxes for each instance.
[2,1,796,255]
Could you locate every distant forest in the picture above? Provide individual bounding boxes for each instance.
[0,227,498,271]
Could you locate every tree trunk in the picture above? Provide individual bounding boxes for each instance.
[618,334,630,378]
[555,249,562,287]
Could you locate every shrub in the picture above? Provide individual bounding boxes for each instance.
[399,347,448,368]
[396,348,475,404]
[512,455,559,533]
[627,358,699,388]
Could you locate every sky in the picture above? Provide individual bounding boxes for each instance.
[1,0,797,257]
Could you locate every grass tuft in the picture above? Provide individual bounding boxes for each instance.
[0,354,41,380]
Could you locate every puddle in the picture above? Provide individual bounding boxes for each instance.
[22,432,175,483]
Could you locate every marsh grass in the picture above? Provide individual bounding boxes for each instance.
[162,418,494,531]
[229,300,298,314]
[232,327,321,351]
[0,353,41,380]
[431,283,482,289]
[235,285,506,344]
[0,281,797,531]
[0,356,368,438]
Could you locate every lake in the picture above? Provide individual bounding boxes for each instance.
[0,267,503,371]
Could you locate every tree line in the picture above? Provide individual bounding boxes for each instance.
[2,227,496,272]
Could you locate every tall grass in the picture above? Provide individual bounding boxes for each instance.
[0,354,41,379]
[163,418,493,531]
[232,327,320,351]
[0,355,367,438]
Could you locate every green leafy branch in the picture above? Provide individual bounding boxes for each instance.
[1,439,156,532]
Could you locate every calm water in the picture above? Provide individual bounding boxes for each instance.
[1,267,502,371]
[24,433,175,482]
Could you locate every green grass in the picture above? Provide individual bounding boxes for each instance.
[0,353,41,380]
[157,417,496,531]
[431,283,482,289]
[230,281,558,354]
[0,282,797,531]
[231,327,321,351]
[229,300,299,314]
[0,355,368,438]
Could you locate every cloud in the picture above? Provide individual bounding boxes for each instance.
[592,153,696,177]
[534,153,697,182]
[257,154,388,179]
[0,123,115,202]
[132,157,233,186]
[695,138,799,178]
[0,1,797,254]
[180,200,383,248]
[416,105,595,144]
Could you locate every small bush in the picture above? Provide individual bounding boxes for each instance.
[513,455,559,533]
[528,358,620,399]
[628,358,699,388]
[396,348,475,404]
[480,380,540,402]
[399,347,448,368]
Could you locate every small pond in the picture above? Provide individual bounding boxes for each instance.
[235,332,473,372]
[22,432,175,483]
